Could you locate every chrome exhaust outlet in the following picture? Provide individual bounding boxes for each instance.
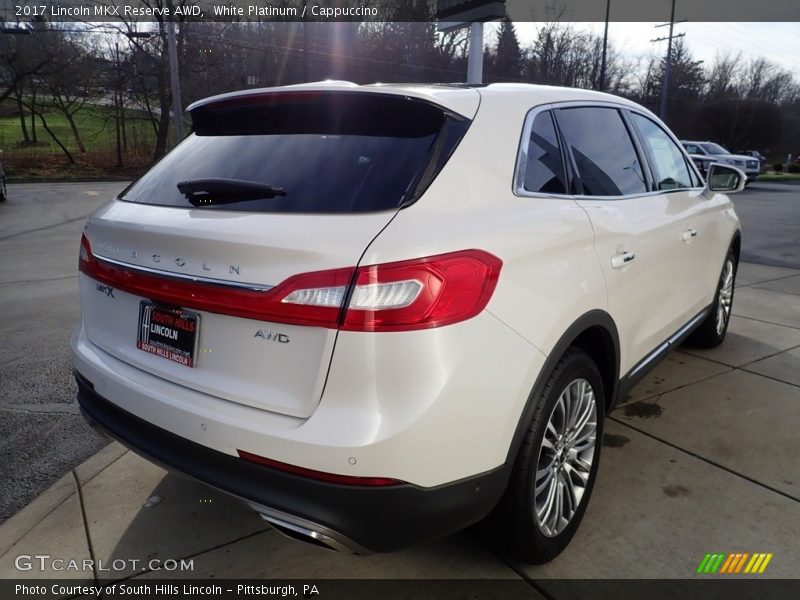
[259,514,351,553]
[247,503,369,555]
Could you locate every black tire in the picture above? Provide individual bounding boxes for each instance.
[685,249,737,349]
[494,348,605,564]
[0,177,6,203]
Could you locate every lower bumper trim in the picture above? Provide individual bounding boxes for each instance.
[75,370,510,553]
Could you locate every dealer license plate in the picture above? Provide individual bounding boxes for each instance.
[136,302,199,367]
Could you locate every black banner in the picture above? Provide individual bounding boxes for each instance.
[3,579,800,600]
[1,0,799,23]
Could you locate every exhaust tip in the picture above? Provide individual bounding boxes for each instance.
[253,511,363,554]
[263,518,339,552]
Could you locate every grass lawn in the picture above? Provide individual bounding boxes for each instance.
[0,100,159,180]
[758,171,800,182]
[0,102,156,154]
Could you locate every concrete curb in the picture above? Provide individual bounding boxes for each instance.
[0,442,127,557]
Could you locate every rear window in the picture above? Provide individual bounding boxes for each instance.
[120,92,469,213]
[520,111,567,195]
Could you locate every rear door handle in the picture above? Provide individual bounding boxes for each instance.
[611,251,636,269]
[682,228,698,242]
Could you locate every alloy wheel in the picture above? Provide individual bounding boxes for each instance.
[716,258,734,336]
[533,378,597,537]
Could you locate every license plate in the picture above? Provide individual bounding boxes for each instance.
[136,302,199,367]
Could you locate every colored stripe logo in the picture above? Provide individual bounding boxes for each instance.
[696,552,773,574]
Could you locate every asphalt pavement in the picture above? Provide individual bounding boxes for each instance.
[0,180,797,524]
[0,182,124,523]
[734,181,800,268]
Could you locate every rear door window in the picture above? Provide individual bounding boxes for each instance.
[556,107,647,197]
[519,110,568,194]
[120,93,469,213]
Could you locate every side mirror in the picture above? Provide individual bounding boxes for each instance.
[705,163,746,195]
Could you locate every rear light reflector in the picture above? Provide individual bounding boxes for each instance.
[79,234,501,331]
[237,450,403,487]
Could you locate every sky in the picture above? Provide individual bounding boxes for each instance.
[502,22,800,79]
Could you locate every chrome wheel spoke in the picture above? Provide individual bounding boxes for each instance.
[571,431,596,453]
[533,377,598,537]
[572,394,594,437]
[536,474,558,522]
[535,465,555,495]
[555,394,568,436]
[566,461,590,486]
[561,469,577,513]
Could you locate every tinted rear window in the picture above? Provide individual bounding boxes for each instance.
[522,111,567,194]
[120,93,468,213]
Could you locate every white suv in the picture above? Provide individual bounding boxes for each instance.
[681,140,760,184]
[72,82,744,563]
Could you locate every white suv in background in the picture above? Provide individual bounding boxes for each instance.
[72,82,744,563]
[681,140,760,184]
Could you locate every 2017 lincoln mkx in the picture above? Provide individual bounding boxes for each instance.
[72,82,744,563]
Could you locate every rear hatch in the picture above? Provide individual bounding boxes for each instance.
[79,89,472,418]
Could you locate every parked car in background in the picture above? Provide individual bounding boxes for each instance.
[737,150,767,172]
[681,141,760,184]
[0,150,7,203]
[73,82,745,564]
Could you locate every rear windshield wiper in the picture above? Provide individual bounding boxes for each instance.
[177,178,287,206]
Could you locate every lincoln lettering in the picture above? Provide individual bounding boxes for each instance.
[151,324,178,340]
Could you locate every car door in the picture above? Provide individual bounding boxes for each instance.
[627,112,722,317]
[553,105,685,375]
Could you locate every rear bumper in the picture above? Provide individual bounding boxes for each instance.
[75,371,509,553]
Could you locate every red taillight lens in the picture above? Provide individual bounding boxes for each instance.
[237,450,403,487]
[79,233,92,267]
[341,250,502,332]
[278,250,502,331]
[79,234,501,331]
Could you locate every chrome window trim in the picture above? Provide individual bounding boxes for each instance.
[91,254,275,292]
[513,100,705,201]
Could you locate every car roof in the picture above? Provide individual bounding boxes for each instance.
[187,81,651,121]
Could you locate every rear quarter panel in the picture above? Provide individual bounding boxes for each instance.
[321,91,608,483]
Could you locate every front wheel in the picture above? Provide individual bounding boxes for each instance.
[686,250,737,348]
[497,348,604,563]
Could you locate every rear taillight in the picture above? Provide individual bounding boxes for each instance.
[79,233,92,266]
[79,234,501,331]
[347,250,501,331]
[279,250,501,332]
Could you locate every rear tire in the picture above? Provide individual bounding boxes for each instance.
[685,249,737,348]
[0,177,6,203]
[495,348,604,563]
